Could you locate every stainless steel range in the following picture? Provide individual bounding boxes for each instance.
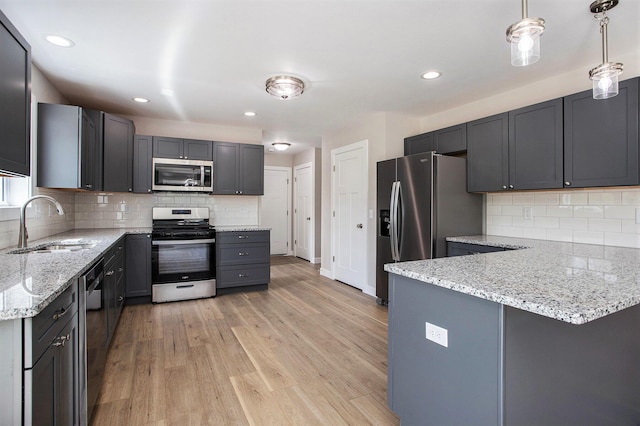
[151,207,216,303]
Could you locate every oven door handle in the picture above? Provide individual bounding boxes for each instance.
[152,238,216,246]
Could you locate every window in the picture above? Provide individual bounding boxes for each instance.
[0,178,5,206]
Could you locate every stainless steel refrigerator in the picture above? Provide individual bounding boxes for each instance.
[376,151,482,304]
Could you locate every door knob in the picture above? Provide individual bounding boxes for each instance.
[356,223,363,229]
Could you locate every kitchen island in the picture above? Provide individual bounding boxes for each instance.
[385,235,640,425]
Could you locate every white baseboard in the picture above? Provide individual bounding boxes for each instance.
[311,257,321,264]
[319,268,334,279]
[362,285,376,298]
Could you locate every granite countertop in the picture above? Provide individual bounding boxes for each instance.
[215,226,271,232]
[0,228,151,321]
[384,235,640,325]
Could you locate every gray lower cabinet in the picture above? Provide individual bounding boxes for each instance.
[152,136,213,160]
[216,231,270,290]
[133,135,153,193]
[104,238,126,346]
[564,77,639,188]
[388,274,640,424]
[125,234,152,298]
[467,98,563,192]
[447,241,508,256]
[24,281,80,426]
[212,142,264,195]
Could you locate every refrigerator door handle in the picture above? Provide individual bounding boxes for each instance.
[395,181,403,260]
[390,181,400,261]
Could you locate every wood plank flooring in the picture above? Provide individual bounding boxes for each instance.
[91,256,399,426]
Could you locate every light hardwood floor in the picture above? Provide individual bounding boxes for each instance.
[91,256,399,426]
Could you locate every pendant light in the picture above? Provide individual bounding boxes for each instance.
[588,0,623,100]
[506,0,545,66]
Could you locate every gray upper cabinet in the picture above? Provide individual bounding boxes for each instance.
[467,113,509,192]
[152,136,212,160]
[133,134,153,193]
[404,124,467,156]
[0,10,31,177]
[508,99,563,190]
[434,124,467,154]
[564,77,639,188]
[467,98,563,192]
[103,113,135,193]
[37,104,98,190]
[404,133,435,156]
[212,142,264,195]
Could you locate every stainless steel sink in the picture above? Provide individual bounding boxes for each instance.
[8,241,99,254]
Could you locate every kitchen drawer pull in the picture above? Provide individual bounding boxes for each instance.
[177,284,195,289]
[117,296,124,302]
[118,267,124,272]
[238,273,249,278]
[238,235,249,239]
[52,333,71,348]
[238,252,249,256]
[52,307,68,321]
[105,270,115,276]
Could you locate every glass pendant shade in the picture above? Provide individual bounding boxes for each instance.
[589,63,623,99]
[506,17,545,66]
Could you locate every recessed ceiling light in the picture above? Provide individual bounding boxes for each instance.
[244,111,256,117]
[45,35,74,47]
[421,71,442,80]
[132,97,150,103]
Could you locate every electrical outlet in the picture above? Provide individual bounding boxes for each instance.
[425,321,448,347]
[523,207,532,220]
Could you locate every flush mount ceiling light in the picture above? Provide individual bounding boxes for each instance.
[45,34,74,47]
[506,0,545,66]
[272,142,291,151]
[588,0,623,99]
[421,71,442,80]
[132,97,150,103]
[265,76,304,100]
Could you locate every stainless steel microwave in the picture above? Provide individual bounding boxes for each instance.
[152,158,213,192]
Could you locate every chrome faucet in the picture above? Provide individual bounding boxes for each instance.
[18,195,66,248]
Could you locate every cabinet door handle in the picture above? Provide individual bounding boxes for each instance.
[508,184,514,189]
[147,189,152,193]
[105,270,115,276]
[502,185,507,189]
[118,296,124,302]
[85,184,93,189]
[52,333,70,348]
[118,267,124,272]
[52,307,68,321]
[565,181,571,186]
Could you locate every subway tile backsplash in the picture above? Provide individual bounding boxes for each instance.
[0,191,259,250]
[486,187,640,248]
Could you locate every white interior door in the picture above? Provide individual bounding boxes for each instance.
[332,141,367,290]
[294,163,313,261]
[261,166,291,255]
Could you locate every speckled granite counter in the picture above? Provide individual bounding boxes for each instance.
[384,235,640,324]
[215,226,271,232]
[0,228,151,321]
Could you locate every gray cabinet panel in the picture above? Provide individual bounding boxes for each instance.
[37,104,97,190]
[152,136,183,159]
[239,144,264,195]
[217,231,270,245]
[388,275,501,424]
[217,242,270,266]
[404,132,435,156]
[564,77,639,188]
[217,264,270,288]
[509,98,563,190]
[0,10,31,177]
[125,234,152,297]
[133,134,153,193]
[215,230,270,289]
[212,142,239,194]
[434,123,467,154]
[184,139,213,160]
[467,113,509,192]
[103,113,134,193]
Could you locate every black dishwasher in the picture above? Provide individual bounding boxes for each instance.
[80,259,105,423]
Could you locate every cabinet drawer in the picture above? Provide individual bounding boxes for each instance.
[217,243,269,266]
[27,281,78,367]
[216,231,269,245]
[217,264,270,288]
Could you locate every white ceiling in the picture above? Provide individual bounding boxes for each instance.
[1,0,639,154]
